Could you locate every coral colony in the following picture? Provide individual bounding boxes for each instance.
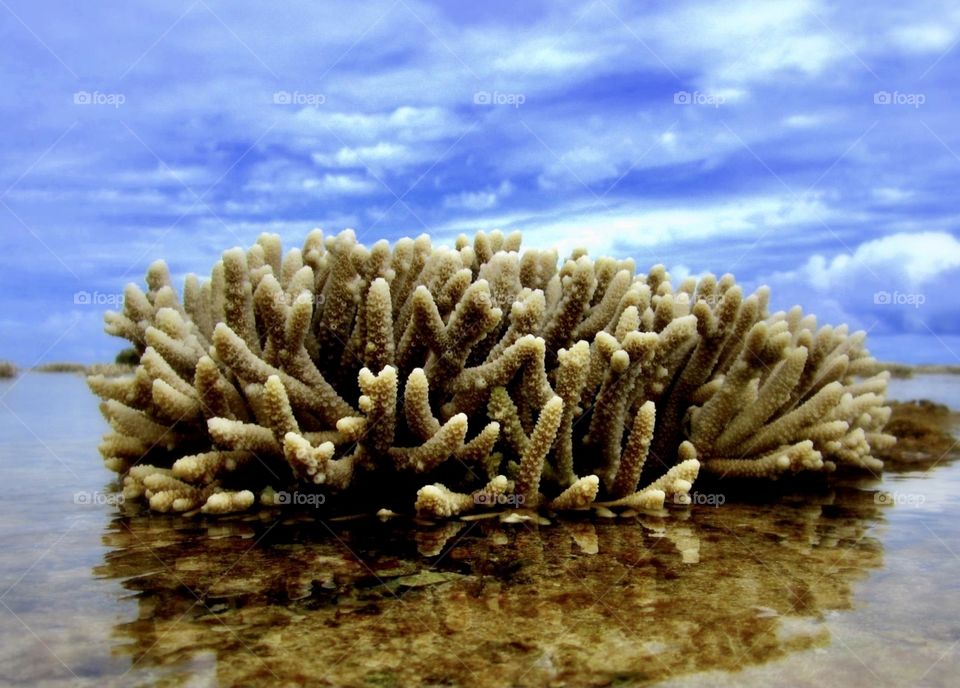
[88,230,895,518]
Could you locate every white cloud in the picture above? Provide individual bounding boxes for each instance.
[888,24,958,53]
[857,232,960,282]
[290,106,460,144]
[491,39,606,73]
[651,0,845,84]
[444,190,496,211]
[871,187,914,204]
[244,157,378,197]
[302,174,377,196]
[532,195,830,251]
[311,142,410,169]
[537,145,621,189]
[6,0,960,366]
[432,193,834,262]
[443,180,513,211]
[7,187,170,206]
[783,113,828,128]
[769,231,960,290]
[110,164,216,188]
[759,231,960,335]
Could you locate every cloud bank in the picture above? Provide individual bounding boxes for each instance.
[1,0,959,364]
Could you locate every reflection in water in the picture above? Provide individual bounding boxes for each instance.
[95,489,886,687]
[3,373,954,686]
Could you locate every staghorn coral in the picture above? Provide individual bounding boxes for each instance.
[89,229,894,517]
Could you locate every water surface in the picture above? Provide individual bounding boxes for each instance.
[0,373,957,687]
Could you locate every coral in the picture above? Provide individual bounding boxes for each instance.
[89,229,894,517]
[875,400,959,469]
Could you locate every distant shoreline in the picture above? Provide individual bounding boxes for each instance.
[0,362,136,378]
[874,362,960,378]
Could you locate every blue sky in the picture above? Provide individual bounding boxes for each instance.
[1,0,959,365]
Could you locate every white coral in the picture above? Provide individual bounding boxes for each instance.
[89,230,894,516]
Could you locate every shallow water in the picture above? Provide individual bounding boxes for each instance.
[887,373,960,409]
[0,373,957,687]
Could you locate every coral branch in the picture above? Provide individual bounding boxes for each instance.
[89,231,894,517]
